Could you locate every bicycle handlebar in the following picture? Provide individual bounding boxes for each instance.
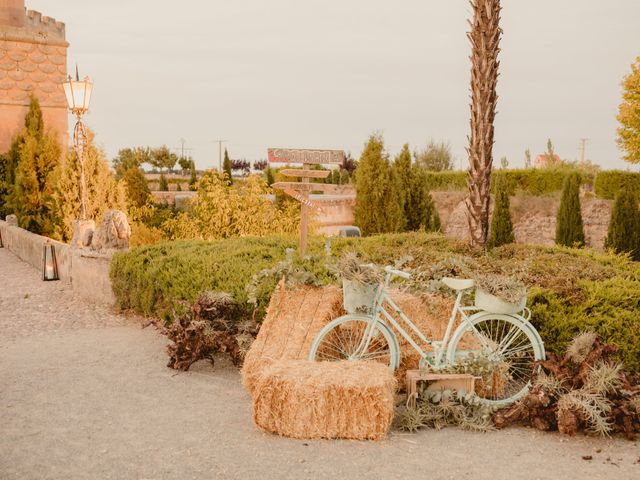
[384,266,411,280]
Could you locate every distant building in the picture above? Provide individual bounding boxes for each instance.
[0,0,68,153]
[534,153,562,169]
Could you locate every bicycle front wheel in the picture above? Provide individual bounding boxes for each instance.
[308,315,400,370]
[446,313,545,406]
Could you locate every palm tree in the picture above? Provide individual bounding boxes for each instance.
[466,0,502,247]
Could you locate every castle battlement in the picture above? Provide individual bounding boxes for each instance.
[24,9,66,40]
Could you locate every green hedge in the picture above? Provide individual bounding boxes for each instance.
[110,236,297,322]
[594,170,640,200]
[110,232,640,372]
[423,171,468,191]
[423,168,596,195]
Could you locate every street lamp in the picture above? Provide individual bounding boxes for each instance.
[62,67,93,221]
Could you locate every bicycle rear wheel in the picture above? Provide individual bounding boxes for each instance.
[446,313,545,407]
[308,315,400,370]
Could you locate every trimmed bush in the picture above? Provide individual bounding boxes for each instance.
[605,187,640,260]
[594,170,640,200]
[111,236,298,322]
[421,168,596,196]
[555,173,585,248]
[423,171,468,191]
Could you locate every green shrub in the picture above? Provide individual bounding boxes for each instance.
[420,168,596,196]
[110,236,299,322]
[529,278,640,372]
[423,171,468,191]
[158,173,169,191]
[487,176,514,248]
[605,187,640,260]
[556,173,585,248]
[594,170,640,200]
[110,232,640,371]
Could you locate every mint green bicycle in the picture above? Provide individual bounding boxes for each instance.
[308,266,545,406]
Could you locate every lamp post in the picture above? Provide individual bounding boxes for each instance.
[62,68,93,221]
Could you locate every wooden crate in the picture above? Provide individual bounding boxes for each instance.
[405,370,476,408]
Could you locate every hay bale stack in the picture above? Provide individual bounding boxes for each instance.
[252,359,396,440]
[241,281,343,394]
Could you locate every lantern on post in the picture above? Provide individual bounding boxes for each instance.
[42,242,59,281]
[62,66,93,221]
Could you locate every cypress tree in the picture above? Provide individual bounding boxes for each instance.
[555,172,585,247]
[123,167,152,209]
[354,133,403,236]
[605,187,640,261]
[393,144,412,230]
[264,167,275,187]
[7,96,62,235]
[176,182,182,192]
[223,148,233,185]
[406,169,441,232]
[158,173,169,191]
[487,175,514,248]
[189,161,197,190]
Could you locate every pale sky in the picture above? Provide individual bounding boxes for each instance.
[28,0,640,171]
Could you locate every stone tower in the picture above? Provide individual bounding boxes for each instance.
[0,0,68,153]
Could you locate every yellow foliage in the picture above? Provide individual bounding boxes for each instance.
[617,56,640,164]
[55,132,126,241]
[162,172,300,240]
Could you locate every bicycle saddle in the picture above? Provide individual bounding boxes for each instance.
[441,277,475,291]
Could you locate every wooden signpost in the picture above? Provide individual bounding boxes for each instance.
[268,148,345,256]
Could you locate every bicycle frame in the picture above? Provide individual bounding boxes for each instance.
[355,271,483,368]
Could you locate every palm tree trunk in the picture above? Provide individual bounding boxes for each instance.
[466,0,502,247]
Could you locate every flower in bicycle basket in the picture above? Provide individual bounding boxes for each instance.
[474,274,527,304]
[335,252,384,285]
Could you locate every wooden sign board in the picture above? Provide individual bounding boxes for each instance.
[282,188,321,210]
[272,182,352,195]
[268,148,344,165]
[280,169,331,179]
[268,147,346,256]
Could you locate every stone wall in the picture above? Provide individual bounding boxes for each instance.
[0,220,115,305]
[436,193,612,250]
[0,1,68,153]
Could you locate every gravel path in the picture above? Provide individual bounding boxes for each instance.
[1,248,639,480]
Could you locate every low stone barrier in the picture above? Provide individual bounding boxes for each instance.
[0,220,115,305]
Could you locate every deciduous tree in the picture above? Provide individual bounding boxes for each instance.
[617,56,640,164]
[415,140,454,171]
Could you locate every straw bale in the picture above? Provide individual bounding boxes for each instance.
[252,359,396,440]
[241,280,343,394]
[242,283,480,393]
